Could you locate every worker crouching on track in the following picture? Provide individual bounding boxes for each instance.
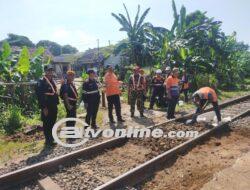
[104,65,125,124]
[60,70,78,128]
[166,67,180,119]
[36,65,59,146]
[82,69,100,129]
[190,87,222,124]
[128,66,145,118]
[149,69,165,110]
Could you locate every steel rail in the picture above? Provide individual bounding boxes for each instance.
[95,110,250,190]
[0,94,249,189]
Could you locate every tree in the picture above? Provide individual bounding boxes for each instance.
[36,40,62,56]
[0,42,46,111]
[62,45,78,54]
[0,41,12,81]
[112,4,151,66]
[0,33,35,48]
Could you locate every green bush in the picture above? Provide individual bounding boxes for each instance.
[57,103,67,120]
[0,105,23,135]
[194,74,218,89]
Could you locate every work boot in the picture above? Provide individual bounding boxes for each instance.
[66,138,75,144]
[109,118,116,124]
[140,113,145,118]
[92,125,99,129]
[45,141,56,148]
[118,118,125,122]
[131,112,134,118]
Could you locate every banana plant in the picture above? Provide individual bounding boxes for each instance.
[112,4,151,66]
[0,41,13,81]
[16,46,30,79]
[29,46,45,80]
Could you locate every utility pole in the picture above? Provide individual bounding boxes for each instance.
[97,39,100,64]
[97,39,106,108]
[108,40,111,46]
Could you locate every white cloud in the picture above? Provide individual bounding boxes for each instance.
[50,28,97,51]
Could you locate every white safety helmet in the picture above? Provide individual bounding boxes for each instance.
[165,66,171,72]
[155,69,162,74]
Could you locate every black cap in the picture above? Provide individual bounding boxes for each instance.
[106,64,112,69]
[87,68,95,74]
[44,64,54,71]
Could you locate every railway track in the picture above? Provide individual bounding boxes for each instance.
[0,94,249,190]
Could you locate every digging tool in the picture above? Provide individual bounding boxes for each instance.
[186,100,209,125]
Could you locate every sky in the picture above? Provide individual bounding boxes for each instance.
[0,0,250,52]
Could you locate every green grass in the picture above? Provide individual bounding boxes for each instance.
[218,89,249,101]
[22,114,41,126]
[244,77,250,85]
[0,135,44,166]
[97,111,104,128]
[176,102,195,112]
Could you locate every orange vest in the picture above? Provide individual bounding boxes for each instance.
[104,72,121,97]
[198,87,218,102]
[165,75,180,97]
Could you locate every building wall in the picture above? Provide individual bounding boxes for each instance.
[53,62,71,78]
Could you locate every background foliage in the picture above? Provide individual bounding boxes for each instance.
[112,0,250,89]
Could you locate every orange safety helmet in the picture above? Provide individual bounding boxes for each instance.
[67,70,75,75]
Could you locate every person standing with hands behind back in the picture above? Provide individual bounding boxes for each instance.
[36,65,59,147]
[60,70,78,128]
[104,65,125,124]
[165,67,180,119]
[82,69,100,129]
[128,66,145,118]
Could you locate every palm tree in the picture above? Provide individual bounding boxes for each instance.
[112,4,151,66]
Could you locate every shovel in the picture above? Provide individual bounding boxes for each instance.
[185,100,209,125]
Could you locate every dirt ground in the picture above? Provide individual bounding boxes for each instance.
[100,102,168,129]
[140,116,250,190]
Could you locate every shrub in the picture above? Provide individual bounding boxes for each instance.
[0,105,23,135]
[194,74,218,89]
[57,103,67,120]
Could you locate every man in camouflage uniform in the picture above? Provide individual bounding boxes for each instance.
[128,66,145,118]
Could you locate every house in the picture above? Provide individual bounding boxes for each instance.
[73,48,105,76]
[104,53,129,68]
[52,54,78,78]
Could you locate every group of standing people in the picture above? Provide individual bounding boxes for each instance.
[127,66,190,120]
[36,64,221,146]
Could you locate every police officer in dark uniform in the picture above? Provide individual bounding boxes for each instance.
[149,69,165,109]
[60,70,78,127]
[82,69,100,129]
[36,65,59,146]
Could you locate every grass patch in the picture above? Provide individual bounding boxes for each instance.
[97,110,104,128]
[244,77,250,85]
[0,135,44,166]
[218,89,249,101]
[22,114,41,127]
[176,102,195,112]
